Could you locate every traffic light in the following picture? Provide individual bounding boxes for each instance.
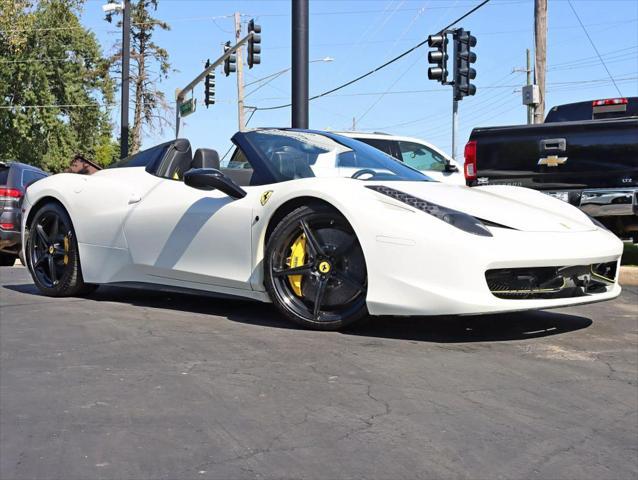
[453,29,477,101]
[223,41,236,77]
[427,33,448,83]
[247,19,261,69]
[204,60,215,107]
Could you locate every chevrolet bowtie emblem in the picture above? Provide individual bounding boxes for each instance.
[538,155,568,167]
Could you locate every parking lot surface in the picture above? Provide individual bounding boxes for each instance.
[1,265,637,480]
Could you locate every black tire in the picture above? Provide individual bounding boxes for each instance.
[26,202,97,297]
[264,203,368,330]
[0,253,17,267]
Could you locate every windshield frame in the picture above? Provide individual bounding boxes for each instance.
[232,129,433,185]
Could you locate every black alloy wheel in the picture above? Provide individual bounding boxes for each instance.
[265,204,368,330]
[27,203,96,297]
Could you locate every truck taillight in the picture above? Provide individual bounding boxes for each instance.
[593,98,627,106]
[464,140,477,181]
[0,188,23,199]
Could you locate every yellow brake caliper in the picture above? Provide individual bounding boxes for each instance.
[287,234,307,297]
[63,236,69,265]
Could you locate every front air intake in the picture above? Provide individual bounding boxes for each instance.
[486,262,616,299]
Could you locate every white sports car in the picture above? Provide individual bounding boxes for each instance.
[22,129,622,330]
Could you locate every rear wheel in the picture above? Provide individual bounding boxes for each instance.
[26,203,97,297]
[264,204,368,330]
[0,253,17,267]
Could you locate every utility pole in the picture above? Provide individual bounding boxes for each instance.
[515,49,534,124]
[120,0,131,157]
[234,12,246,131]
[291,0,309,128]
[534,0,547,123]
[526,48,532,124]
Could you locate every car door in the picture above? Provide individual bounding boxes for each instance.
[123,169,255,291]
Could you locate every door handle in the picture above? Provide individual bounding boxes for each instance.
[540,138,566,151]
[128,193,142,204]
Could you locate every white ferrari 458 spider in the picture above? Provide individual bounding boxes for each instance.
[22,129,623,330]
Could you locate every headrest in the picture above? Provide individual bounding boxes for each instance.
[192,148,220,170]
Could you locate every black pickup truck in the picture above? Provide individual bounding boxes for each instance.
[465,97,638,241]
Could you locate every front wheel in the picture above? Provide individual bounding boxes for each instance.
[264,204,368,330]
[26,202,97,297]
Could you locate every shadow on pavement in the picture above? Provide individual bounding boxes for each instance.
[4,283,593,343]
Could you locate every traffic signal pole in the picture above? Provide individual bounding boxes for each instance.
[451,30,459,161]
[234,12,246,131]
[427,28,476,162]
[452,97,459,161]
[291,0,309,129]
[175,32,253,138]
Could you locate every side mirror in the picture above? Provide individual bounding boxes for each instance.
[444,162,459,173]
[183,168,246,199]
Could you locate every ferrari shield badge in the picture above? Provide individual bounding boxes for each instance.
[260,190,273,206]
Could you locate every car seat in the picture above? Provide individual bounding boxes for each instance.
[192,148,221,170]
[156,139,192,180]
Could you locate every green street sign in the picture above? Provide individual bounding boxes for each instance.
[179,98,196,117]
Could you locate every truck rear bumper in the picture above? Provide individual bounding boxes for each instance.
[0,229,21,253]
[578,187,638,217]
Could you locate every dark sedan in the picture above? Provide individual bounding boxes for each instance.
[0,161,48,266]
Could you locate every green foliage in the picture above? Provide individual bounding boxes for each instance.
[0,0,116,172]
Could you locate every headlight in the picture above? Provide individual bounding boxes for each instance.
[367,185,492,237]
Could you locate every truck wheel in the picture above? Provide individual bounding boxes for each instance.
[0,253,17,267]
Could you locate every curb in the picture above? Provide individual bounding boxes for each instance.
[620,266,638,287]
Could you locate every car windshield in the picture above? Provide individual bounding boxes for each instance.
[244,130,432,182]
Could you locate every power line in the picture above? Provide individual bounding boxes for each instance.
[566,0,623,96]
[547,45,638,70]
[254,0,492,112]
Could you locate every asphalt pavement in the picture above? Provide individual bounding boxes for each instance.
[1,265,637,480]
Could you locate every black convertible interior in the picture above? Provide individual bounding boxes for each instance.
[110,138,257,186]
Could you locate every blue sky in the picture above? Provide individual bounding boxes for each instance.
[80,0,638,158]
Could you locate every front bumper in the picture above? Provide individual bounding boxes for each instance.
[362,224,623,317]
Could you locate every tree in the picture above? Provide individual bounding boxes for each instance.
[108,0,172,154]
[0,0,118,172]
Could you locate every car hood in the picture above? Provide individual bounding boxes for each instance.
[367,181,596,233]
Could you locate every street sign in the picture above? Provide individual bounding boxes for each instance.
[179,98,196,117]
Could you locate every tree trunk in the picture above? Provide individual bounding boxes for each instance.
[131,37,146,153]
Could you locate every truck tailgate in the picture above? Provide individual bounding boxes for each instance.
[470,118,638,190]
